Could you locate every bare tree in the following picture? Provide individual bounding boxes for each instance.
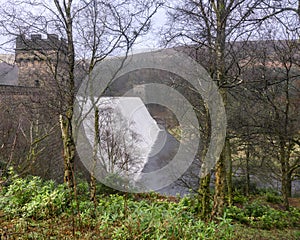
[0,89,60,179]
[162,0,265,218]
[227,22,300,208]
[0,0,162,189]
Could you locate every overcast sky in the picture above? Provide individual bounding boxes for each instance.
[0,1,168,56]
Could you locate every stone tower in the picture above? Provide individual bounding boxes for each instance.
[15,34,67,88]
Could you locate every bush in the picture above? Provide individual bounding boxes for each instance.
[244,201,269,218]
[0,174,69,219]
[95,194,233,239]
[266,193,282,204]
[178,195,202,213]
[233,192,248,204]
[226,201,300,230]
[252,188,283,204]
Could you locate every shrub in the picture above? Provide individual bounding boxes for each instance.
[226,201,300,230]
[178,195,202,213]
[265,190,282,204]
[0,175,68,219]
[233,193,248,204]
[244,201,269,218]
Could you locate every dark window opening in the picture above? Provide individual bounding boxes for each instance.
[35,79,40,87]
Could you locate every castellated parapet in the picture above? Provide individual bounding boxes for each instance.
[16,34,67,52]
[15,34,68,88]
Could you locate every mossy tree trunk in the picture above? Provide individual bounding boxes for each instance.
[198,173,211,220]
[245,143,251,196]
[225,138,233,206]
[90,106,99,203]
[211,0,228,218]
[279,137,290,210]
[211,142,227,219]
[55,0,76,189]
[60,112,75,188]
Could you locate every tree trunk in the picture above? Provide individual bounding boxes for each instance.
[60,112,75,189]
[56,0,76,190]
[279,138,289,210]
[225,138,233,206]
[287,171,292,197]
[211,152,226,219]
[211,0,227,219]
[90,107,99,203]
[198,173,211,220]
[245,143,250,196]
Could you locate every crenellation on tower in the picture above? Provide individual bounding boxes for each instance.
[16,34,67,52]
[15,34,68,88]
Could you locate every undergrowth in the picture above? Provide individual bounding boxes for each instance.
[0,172,299,239]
